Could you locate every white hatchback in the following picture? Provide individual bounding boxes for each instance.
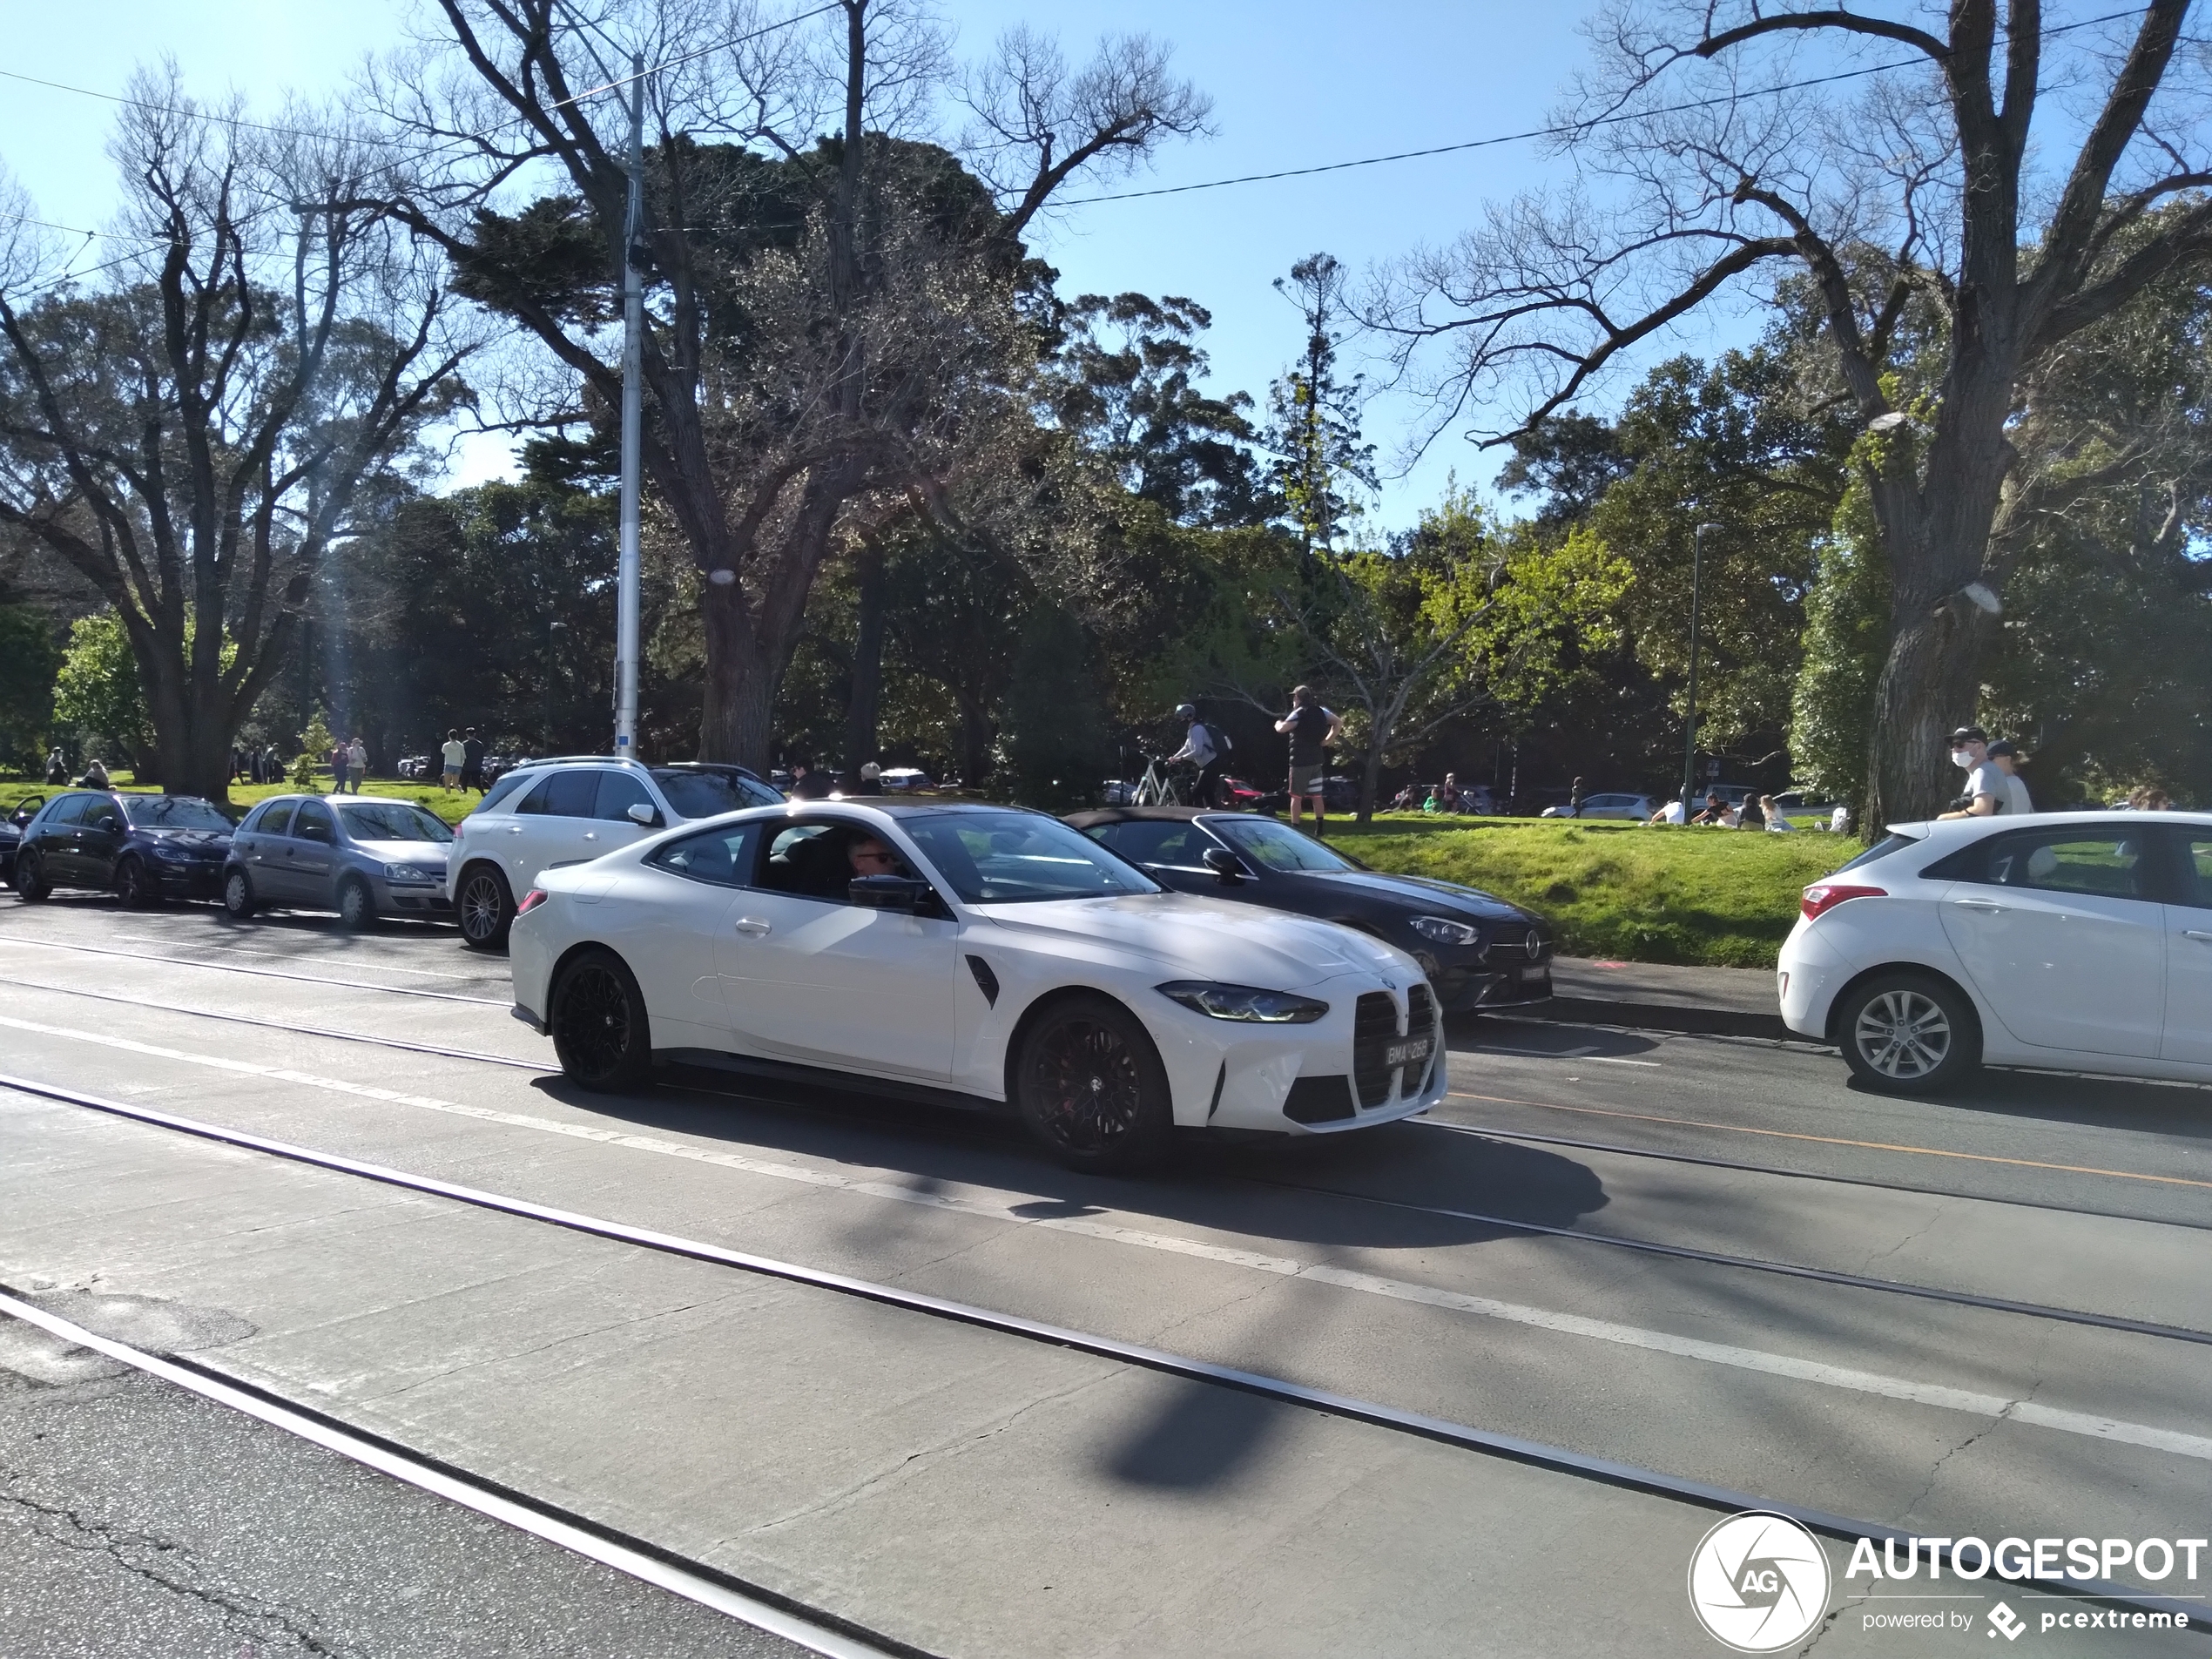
[509,801,1447,1170]
[1777,812,2212,1091]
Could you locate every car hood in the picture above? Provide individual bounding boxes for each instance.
[1285,868,1534,924]
[972,892,1416,989]
[141,828,231,853]
[351,839,450,863]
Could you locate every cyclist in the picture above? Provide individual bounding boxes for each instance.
[1167,703,1229,808]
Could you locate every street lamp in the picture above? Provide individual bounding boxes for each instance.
[1682,523,1722,819]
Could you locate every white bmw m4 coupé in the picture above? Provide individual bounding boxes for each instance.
[509,802,1446,1169]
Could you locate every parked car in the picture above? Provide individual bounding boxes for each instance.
[878,767,934,793]
[447,756,784,949]
[1541,792,1660,821]
[510,801,1445,1170]
[11,790,233,905]
[1,796,44,883]
[1778,811,2212,1092]
[1065,806,1554,1015]
[395,754,434,780]
[223,795,458,927]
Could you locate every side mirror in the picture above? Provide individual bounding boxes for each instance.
[96,814,122,833]
[626,801,662,827]
[1202,846,1245,883]
[850,873,930,913]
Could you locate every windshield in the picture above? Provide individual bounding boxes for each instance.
[339,801,455,844]
[120,796,233,833]
[653,767,782,818]
[1835,830,1924,873]
[901,812,1159,905]
[1210,815,1358,873]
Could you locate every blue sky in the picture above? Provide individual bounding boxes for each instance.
[0,1,1766,529]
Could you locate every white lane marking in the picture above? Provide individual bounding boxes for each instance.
[102,932,487,981]
[0,939,506,1006]
[7,1013,2209,1463]
[1460,1046,1662,1069]
[0,1291,901,1659]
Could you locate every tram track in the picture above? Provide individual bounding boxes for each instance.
[3,975,2209,1348]
[0,1067,2189,1622]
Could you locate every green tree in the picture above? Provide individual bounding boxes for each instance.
[0,603,59,767]
[1263,253,1377,558]
[1788,482,1891,815]
[52,611,152,769]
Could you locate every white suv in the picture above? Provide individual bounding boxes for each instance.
[448,758,782,949]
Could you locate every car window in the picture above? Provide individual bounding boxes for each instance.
[477,770,536,815]
[651,767,780,816]
[294,800,336,845]
[646,821,760,887]
[756,821,914,902]
[1835,830,1922,874]
[2177,834,2212,909]
[594,770,656,823]
[519,769,600,818]
[339,801,454,844]
[1975,830,2146,899]
[121,795,232,832]
[1210,815,1358,873]
[41,794,91,827]
[82,797,125,830]
[253,801,297,837]
[900,812,1156,905]
[1089,820,1202,865]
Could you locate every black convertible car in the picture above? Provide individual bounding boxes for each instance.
[1065,807,1554,1015]
[12,789,233,905]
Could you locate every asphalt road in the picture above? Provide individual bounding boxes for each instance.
[1,894,2207,1658]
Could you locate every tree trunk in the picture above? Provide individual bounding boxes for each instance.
[845,540,887,771]
[698,577,777,770]
[957,695,994,793]
[1358,741,1383,824]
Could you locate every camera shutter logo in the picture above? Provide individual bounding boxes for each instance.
[1687,1512,1832,1652]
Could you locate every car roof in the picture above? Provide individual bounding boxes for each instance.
[1062,807,1206,827]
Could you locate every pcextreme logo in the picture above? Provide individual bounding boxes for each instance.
[1688,1512,1832,1653]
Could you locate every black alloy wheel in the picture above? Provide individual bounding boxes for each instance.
[457,864,514,951]
[114,857,158,909]
[1836,972,1979,1095]
[223,868,256,919]
[337,877,374,932]
[549,948,652,1092]
[13,852,50,901]
[1015,994,1172,1173]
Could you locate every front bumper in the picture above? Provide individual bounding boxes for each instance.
[152,860,226,899]
[1433,962,1553,1014]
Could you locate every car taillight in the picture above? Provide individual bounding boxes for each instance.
[1801,882,1885,921]
[516,887,550,917]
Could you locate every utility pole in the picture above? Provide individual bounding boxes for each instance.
[1681,523,1719,817]
[613,51,644,758]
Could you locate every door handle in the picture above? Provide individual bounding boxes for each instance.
[507,826,524,835]
[1951,899,2006,914]
[732,918,772,936]
[2184,930,2212,944]
[582,832,597,842]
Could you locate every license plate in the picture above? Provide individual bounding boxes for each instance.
[1385,1035,1432,1068]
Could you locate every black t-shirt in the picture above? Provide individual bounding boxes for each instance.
[1285,705,1332,767]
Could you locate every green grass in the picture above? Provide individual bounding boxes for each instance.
[1333,814,1857,968]
[2,771,482,825]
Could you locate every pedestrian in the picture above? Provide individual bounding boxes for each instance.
[1168,702,1231,808]
[1829,801,1852,834]
[461,727,485,792]
[1759,794,1795,832]
[1273,685,1342,837]
[1690,791,1729,826]
[2125,784,2172,812]
[1568,776,1586,817]
[440,728,465,790]
[1646,797,1686,826]
[787,756,835,800]
[1937,726,2012,819]
[78,757,109,789]
[1984,740,2033,815]
[850,761,884,796]
[44,746,66,786]
[347,735,368,794]
[1439,772,1465,813]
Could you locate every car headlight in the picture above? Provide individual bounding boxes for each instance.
[383,862,436,884]
[1408,914,1482,947]
[149,840,188,860]
[1157,981,1329,1023]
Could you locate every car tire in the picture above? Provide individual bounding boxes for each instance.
[114,857,158,908]
[549,948,652,1092]
[336,876,374,932]
[1013,994,1174,1173]
[13,852,51,901]
[1835,972,1979,1094]
[223,869,256,920]
[457,863,514,951]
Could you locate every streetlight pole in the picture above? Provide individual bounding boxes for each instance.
[613,51,644,759]
[1681,523,1720,818]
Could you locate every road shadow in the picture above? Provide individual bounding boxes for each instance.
[1442,1017,1663,1060]
[1847,1063,2212,1141]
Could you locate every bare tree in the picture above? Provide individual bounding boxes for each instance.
[375,1,1209,767]
[1370,1,2212,823]
[0,73,470,801]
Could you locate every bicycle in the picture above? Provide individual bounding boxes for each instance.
[1130,754,1185,806]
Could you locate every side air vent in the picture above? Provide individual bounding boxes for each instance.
[965,954,999,1006]
[1284,1076,1356,1123]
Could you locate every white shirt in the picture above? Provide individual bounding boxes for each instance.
[1171,720,1216,767]
[1765,811,1794,833]
[2002,772,2033,815]
[442,739,466,767]
[1656,799,1685,825]
[1830,804,1851,833]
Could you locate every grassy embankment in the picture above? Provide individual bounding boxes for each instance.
[3,777,1851,968]
[1337,814,1853,968]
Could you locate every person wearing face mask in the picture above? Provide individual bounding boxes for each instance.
[1938,725,2008,819]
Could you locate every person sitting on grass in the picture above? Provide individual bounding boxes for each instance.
[1646,797,1687,826]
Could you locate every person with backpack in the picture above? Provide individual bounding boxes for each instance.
[1169,703,1231,808]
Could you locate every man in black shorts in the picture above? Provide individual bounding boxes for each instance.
[1274,685,1342,835]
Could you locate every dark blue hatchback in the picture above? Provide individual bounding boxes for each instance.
[10,790,234,906]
